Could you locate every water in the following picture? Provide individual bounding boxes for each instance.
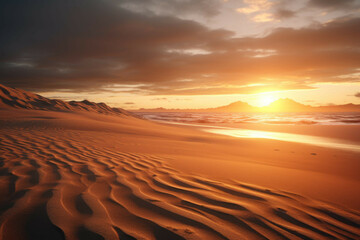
[205,128,360,153]
[136,112,360,152]
[137,112,360,125]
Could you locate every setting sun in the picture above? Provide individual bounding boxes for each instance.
[256,93,278,107]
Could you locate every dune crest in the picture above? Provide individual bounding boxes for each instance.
[0,84,131,116]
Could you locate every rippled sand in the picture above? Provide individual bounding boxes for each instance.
[0,110,359,240]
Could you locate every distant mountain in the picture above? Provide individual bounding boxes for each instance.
[263,99,360,112]
[134,98,360,113]
[261,98,311,112]
[135,101,254,113]
[0,84,132,116]
[211,101,254,112]
[314,103,360,112]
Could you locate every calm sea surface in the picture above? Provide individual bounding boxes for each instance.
[136,112,360,125]
[136,112,360,152]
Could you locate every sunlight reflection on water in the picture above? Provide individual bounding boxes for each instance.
[138,112,360,125]
[205,128,360,153]
[138,112,360,152]
[149,120,360,152]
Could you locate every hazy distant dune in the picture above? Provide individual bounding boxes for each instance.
[0,84,132,116]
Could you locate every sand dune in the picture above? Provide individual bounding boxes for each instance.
[0,110,359,240]
[0,84,132,116]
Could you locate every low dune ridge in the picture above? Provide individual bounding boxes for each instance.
[0,84,131,116]
[0,85,359,239]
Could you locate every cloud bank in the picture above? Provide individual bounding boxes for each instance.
[0,0,359,95]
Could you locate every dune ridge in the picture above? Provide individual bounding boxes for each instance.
[0,84,131,116]
[1,126,359,240]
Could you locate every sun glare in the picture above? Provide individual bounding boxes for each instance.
[256,93,277,107]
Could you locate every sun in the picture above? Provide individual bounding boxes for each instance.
[256,93,277,107]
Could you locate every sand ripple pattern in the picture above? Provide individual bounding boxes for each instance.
[0,129,359,240]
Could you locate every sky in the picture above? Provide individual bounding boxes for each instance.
[1,0,360,109]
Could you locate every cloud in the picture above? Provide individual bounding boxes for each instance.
[251,13,275,22]
[0,0,359,96]
[240,17,360,51]
[305,0,360,19]
[139,81,314,95]
[0,0,232,89]
[124,102,135,105]
[355,92,360,98]
[120,0,221,18]
[308,0,357,9]
[274,9,296,20]
[236,0,274,14]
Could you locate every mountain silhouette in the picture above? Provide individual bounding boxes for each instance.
[135,98,360,113]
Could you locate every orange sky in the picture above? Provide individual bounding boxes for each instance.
[1,0,360,109]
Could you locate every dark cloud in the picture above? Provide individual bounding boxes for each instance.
[0,0,230,90]
[119,0,220,17]
[308,0,357,9]
[241,17,360,51]
[355,92,360,98]
[274,9,296,19]
[0,0,359,95]
[124,102,135,105]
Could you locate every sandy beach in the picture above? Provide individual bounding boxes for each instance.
[1,107,359,240]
